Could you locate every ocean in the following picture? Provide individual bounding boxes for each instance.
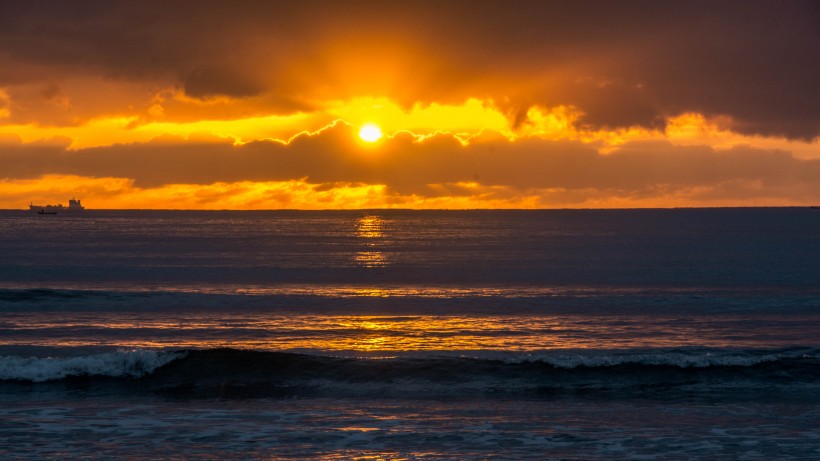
[1,208,819,460]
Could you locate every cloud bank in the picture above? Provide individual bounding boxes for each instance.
[1,1,818,208]
[2,123,818,209]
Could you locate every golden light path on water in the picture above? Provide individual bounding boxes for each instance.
[2,312,797,352]
[354,215,388,268]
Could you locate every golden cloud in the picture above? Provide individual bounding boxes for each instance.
[1,118,818,209]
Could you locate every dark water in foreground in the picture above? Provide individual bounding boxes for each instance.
[1,208,819,459]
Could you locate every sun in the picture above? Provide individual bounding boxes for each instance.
[359,123,383,142]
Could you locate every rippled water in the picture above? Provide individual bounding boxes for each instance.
[1,208,819,459]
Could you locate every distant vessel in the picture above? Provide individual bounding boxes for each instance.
[29,198,85,214]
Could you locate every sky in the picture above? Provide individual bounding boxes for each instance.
[1,0,819,209]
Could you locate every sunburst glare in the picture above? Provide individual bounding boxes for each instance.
[358,123,383,142]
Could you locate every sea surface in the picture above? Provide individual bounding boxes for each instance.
[1,208,819,460]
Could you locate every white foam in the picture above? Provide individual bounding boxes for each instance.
[0,350,183,382]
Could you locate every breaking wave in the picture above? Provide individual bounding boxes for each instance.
[0,350,183,382]
[2,347,818,401]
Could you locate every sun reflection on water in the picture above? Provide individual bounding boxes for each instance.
[354,215,388,267]
[3,311,799,352]
[353,251,388,268]
[355,215,384,239]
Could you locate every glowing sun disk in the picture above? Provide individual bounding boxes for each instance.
[359,123,383,142]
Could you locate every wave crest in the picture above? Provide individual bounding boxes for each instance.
[2,348,818,401]
[0,350,184,382]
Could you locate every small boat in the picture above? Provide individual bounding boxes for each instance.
[29,198,85,215]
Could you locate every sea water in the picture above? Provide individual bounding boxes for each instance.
[1,209,819,459]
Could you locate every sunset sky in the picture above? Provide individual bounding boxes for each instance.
[1,0,819,209]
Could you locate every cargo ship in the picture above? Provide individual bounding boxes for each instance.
[29,198,85,214]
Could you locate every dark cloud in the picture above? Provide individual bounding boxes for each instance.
[182,66,265,99]
[1,1,818,137]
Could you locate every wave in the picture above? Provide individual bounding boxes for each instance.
[4,285,819,316]
[0,350,182,382]
[2,348,818,400]
[0,288,99,303]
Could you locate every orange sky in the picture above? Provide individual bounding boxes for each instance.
[1,1,819,209]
